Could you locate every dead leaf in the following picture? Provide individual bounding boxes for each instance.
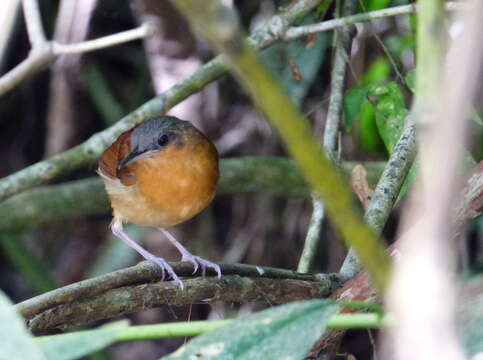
[350,164,374,209]
[288,58,303,81]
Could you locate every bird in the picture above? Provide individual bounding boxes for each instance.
[98,115,221,288]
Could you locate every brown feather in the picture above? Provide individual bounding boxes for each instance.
[99,130,137,186]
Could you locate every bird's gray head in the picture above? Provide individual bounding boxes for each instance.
[118,116,194,169]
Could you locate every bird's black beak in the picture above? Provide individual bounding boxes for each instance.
[118,148,143,170]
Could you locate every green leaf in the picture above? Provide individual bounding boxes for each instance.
[343,86,368,129]
[260,15,329,103]
[0,291,46,360]
[362,0,391,11]
[163,300,339,360]
[370,82,409,152]
[369,80,478,201]
[344,58,391,151]
[405,69,416,93]
[38,321,128,360]
[361,58,391,86]
[359,101,384,152]
[348,58,391,150]
[385,34,415,58]
[368,82,415,200]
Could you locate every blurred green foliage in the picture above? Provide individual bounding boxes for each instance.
[163,300,339,360]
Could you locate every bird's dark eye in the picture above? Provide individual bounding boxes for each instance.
[157,134,170,147]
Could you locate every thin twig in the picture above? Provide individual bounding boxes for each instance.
[323,0,357,162]
[0,0,322,202]
[52,23,155,55]
[17,260,339,320]
[0,23,153,98]
[297,194,325,273]
[298,0,357,274]
[21,0,46,47]
[284,2,459,41]
[0,48,54,95]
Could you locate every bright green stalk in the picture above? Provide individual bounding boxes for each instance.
[172,0,391,293]
[38,313,394,343]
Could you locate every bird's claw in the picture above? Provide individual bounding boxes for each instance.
[146,255,184,290]
[181,254,221,278]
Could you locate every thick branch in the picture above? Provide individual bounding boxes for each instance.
[28,275,334,331]
[454,161,483,231]
[340,118,417,280]
[17,260,339,321]
[0,158,385,232]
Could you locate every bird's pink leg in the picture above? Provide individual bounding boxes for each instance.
[110,219,184,289]
[159,228,221,278]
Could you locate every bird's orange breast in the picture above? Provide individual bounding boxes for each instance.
[100,135,219,228]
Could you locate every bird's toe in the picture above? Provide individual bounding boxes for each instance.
[147,255,184,289]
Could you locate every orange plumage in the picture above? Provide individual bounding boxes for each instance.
[98,116,220,287]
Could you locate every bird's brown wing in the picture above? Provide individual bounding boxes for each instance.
[99,130,136,186]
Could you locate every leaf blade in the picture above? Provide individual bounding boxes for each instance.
[162,299,339,360]
[0,291,46,360]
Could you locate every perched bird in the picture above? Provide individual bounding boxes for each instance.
[98,116,220,288]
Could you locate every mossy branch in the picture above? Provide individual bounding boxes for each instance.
[18,261,339,330]
[172,0,391,293]
[0,158,385,232]
[28,276,334,331]
[340,118,417,280]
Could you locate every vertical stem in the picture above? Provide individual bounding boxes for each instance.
[297,194,325,273]
[298,0,357,274]
[339,118,417,280]
[386,0,483,359]
[323,0,357,162]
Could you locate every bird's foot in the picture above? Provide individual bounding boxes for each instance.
[111,220,185,289]
[182,253,221,278]
[158,228,221,279]
[145,254,184,290]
